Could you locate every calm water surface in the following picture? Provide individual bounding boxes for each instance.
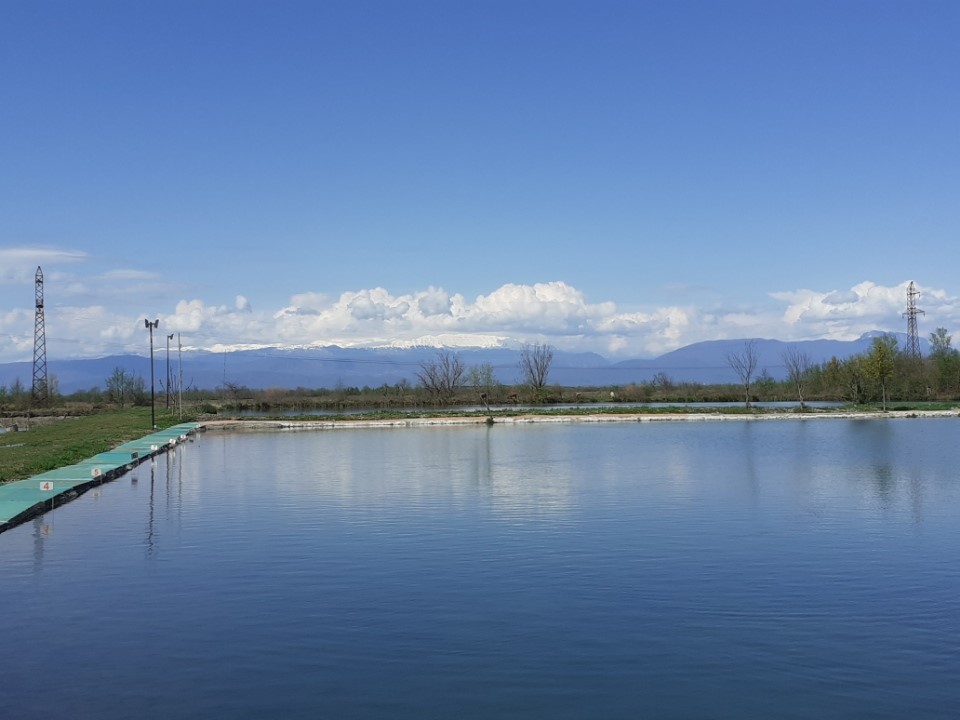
[2,419,959,718]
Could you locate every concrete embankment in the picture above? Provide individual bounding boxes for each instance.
[0,422,202,535]
[202,408,960,433]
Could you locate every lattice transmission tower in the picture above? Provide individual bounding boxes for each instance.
[32,265,49,403]
[903,280,925,360]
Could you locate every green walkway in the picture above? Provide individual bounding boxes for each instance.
[0,422,201,534]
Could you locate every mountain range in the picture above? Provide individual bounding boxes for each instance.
[0,332,919,394]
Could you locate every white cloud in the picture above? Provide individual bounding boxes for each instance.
[98,269,160,282]
[284,292,328,311]
[0,247,88,285]
[771,280,956,340]
[0,247,87,267]
[3,278,959,364]
[417,287,452,316]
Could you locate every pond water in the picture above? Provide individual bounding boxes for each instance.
[1,418,959,719]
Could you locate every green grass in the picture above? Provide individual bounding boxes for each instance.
[0,407,189,484]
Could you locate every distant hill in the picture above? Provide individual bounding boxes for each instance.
[610,333,914,384]
[0,333,921,394]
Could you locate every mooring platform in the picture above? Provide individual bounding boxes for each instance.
[0,422,202,534]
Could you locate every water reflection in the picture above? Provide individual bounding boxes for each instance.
[486,426,577,520]
[32,515,49,574]
[146,460,156,557]
[2,419,959,719]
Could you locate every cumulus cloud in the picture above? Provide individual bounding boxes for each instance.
[467,282,617,331]
[823,290,859,305]
[3,277,959,364]
[284,292,328,311]
[345,288,411,321]
[260,281,629,351]
[417,287,452,316]
[164,298,273,345]
[770,280,956,340]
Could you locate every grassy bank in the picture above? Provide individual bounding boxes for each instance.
[0,407,189,484]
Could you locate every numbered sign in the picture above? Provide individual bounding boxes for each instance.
[40,481,54,491]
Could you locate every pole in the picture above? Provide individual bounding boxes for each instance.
[166,334,174,409]
[145,319,159,429]
[177,333,183,422]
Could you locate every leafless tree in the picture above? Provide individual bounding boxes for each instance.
[105,367,146,408]
[781,346,811,410]
[726,340,759,409]
[518,343,554,400]
[106,367,128,407]
[417,350,465,404]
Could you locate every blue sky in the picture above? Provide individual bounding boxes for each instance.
[2,0,958,362]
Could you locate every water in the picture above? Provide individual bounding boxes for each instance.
[1,419,959,718]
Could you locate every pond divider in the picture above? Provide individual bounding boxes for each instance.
[0,422,202,535]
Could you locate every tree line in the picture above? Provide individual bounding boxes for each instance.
[725,328,960,410]
[4,331,960,415]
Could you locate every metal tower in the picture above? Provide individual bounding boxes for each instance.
[32,266,49,402]
[903,280,925,359]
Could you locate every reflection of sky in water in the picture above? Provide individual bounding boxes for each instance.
[184,419,960,527]
[4,419,960,720]
[17,418,959,579]
[485,427,577,521]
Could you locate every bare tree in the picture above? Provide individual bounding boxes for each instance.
[417,350,465,404]
[220,380,247,410]
[106,367,129,407]
[781,346,811,410]
[518,343,554,401]
[727,340,759,409]
[105,367,147,408]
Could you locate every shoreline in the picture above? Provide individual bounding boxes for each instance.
[202,408,960,432]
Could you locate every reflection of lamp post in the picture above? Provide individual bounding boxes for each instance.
[145,319,159,429]
[177,333,183,422]
[166,334,174,409]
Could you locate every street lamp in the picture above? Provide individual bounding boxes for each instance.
[166,333,174,409]
[145,319,159,429]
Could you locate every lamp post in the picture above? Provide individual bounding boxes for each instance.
[145,319,159,429]
[166,333,174,409]
[177,333,183,422]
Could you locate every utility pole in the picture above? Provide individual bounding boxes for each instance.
[166,333,174,409]
[903,281,925,360]
[177,333,184,422]
[32,266,49,403]
[145,319,159,428]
